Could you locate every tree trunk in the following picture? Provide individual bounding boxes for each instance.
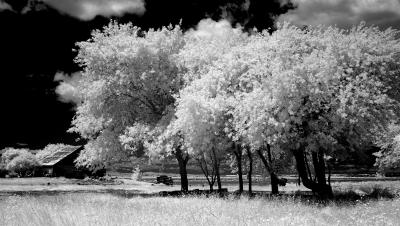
[234,144,244,193]
[175,148,189,192]
[215,164,222,191]
[247,148,253,194]
[257,147,279,195]
[212,147,222,190]
[328,162,332,187]
[293,148,333,198]
[304,152,313,181]
[312,150,326,185]
[270,173,279,195]
[293,148,314,189]
[266,144,279,194]
[197,158,214,191]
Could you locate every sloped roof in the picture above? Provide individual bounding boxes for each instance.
[39,145,82,166]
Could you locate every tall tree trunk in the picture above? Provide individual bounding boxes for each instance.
[247,148,253,194]
[270,173,279,194]
[295,115,333,198]
[266,144,279,194]
[234,144,243,193]
[304,152,313,181]
[215,164,222,191]
[328,163,331,187]
[175,148,189,192]
[293,148,332,198]
[212,147,222,190]
[293,148,314,189]
[312,150,326,185]
[257,146,279,195]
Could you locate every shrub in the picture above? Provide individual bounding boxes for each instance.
[3,149,39,177]
[131,166,143,181]
[1,148,31,165]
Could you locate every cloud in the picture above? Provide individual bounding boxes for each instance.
[220,0,250,24]
[190,19,239,38]
[54,72,81,104]
[38,0,145,20]
[0,1,12,11]
[278,0,400,29]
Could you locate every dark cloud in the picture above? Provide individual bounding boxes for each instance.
[42,0,145,20]
[124,0,295,31]
[2,0,27,12]
[1,0,145,20]
[0,1,12,11]
[278,0,400,29]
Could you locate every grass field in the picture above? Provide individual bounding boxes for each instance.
[0,193,399,226]
[1,176,400,225]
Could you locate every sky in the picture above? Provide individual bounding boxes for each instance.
[278,0,400,29]
[0,0,399,149]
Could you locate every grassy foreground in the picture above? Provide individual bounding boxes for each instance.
[0,194,399,226]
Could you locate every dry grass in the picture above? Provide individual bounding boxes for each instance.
[332,180,400,195]
[0,193,399,226]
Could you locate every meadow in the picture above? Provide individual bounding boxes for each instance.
[0,193,399,226]
[1,176,400,225]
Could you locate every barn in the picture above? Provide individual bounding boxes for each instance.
[38,145,105,178]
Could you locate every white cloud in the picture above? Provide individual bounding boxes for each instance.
[54,72,81,104]
[191,19,238,38]
[42,0,145,20]
[278,0,400,29]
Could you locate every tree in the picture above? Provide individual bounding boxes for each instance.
[120,121,191,191]
[174,91,230,190]
[232,87,291,194]
[219,33,288,194]
[374,124,400,174]
[196,151,218,191]
[221,22,400,197]
[239,23,400,197]
[232,143,244,193]
[70,22,191,191]
[245,146,253,193]
[175,20,291,194]
[173,19,250,192]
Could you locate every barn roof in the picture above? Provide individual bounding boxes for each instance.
[39,145,82,166]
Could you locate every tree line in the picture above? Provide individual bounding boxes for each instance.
[68,20,400,197]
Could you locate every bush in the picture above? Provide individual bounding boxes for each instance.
[1,148,31,165]
[2,148,39,177]
[131,166,143,181]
